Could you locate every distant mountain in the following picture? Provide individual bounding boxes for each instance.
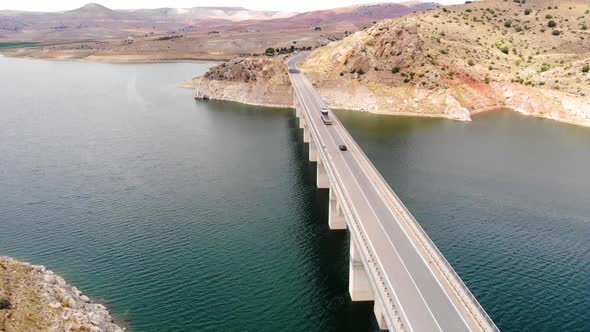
[0,1,438,41]
[127,6,293,22]
[406,2,440,11]
[0,3,294,41]
[220,2,440,33]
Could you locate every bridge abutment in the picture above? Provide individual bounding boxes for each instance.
[349,240,374,302]
[328,189,346,229]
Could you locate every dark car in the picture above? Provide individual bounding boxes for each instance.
[339,145,347,151]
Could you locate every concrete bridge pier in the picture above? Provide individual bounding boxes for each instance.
[309,139,318,162]
[349,240,374,302]
[317,158,330,189]
[303,123,311,143]
[373,300,389,331]
[328,189,346,229]
[298,109,305,128]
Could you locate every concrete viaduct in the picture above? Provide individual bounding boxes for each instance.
[287,53,499,332]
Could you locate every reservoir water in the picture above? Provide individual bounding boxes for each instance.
[0,56,588,331]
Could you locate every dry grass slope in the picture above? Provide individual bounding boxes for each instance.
[301,0,590,125]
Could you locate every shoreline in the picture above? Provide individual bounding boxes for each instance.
[334,107,472,121]
[473,105,590,129]
[192,89,590,128]
[0,256,126,331]
[194,94,294,110]
[0,51,229,64]
[4,51,588,128]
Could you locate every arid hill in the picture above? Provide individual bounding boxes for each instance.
[300,0,590,124]
[185,57,293,108]
[0,2,437,61]
[226,2,438,33]
[0,3,293,41]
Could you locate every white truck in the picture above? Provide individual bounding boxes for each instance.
[320,108,333,125]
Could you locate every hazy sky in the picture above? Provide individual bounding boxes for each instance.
[1,0,465,13]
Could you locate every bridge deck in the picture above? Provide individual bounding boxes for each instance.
[287,54,497,332]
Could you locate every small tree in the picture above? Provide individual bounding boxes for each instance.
[391,67,401,74]
[524,9,531,15]
[552,30,561,36]
[264,47,275,54]
[548,20,557,28]
[582,65,590,73]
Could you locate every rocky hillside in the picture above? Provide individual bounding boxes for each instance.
[187,57,293,107]
[0,256,124,332]
[301,0,590,125]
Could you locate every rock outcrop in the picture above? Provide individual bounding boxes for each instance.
[299,18,473,120]
[299,0,590,126]
[0,256,124,332]
[184,0,590,127]
[187,57,293,108]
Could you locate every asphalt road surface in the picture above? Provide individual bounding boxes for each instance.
[287,53,491,332]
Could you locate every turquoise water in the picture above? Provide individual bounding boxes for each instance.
[0,57,375,331]
[336,110,590,332]
[0,56,589,331]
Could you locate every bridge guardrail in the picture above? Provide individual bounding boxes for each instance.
[331,114,499,332]
[289,74,407,331]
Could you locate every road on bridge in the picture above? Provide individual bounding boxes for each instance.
[287,53,493,332]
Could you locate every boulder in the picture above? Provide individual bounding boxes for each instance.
[0,298,11,309]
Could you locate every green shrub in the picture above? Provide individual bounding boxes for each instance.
[552,30,561,36]
[504,21,512,28]
[547,20,557,28]
[582,65,590,73]
[499,46,510,54]
[391,67,401,74]
[468,60,475,66]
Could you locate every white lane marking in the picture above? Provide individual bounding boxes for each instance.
[297,71,471,330]
[291,72,417,331]
[297,73,472,330]
[330,122,473,330]
[298,75,442,331]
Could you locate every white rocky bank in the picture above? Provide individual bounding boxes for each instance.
[0,256,125,332]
